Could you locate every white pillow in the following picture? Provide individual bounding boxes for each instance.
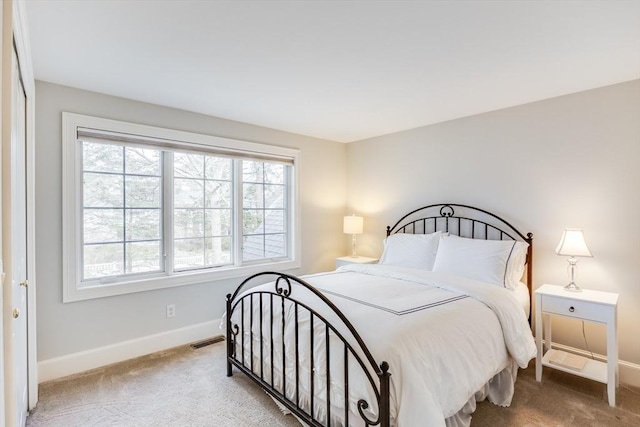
[432,235,528,289]
[507,241,529,288]
[379,231,443,270]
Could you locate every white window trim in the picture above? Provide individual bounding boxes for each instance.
[62,112,301,302]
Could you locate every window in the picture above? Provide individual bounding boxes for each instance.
[63,113,300,302]
[242,160,287,261]
[82,143,163,279]
[172,152,233,270]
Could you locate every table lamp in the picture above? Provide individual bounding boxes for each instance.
[343,215,363,257]
[555,229,592,292]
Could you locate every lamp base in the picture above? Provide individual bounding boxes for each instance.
[564,282,582,292]
[351,234,358,257]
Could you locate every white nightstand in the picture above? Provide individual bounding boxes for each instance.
[335,256,378,269]
[535,284,619,406]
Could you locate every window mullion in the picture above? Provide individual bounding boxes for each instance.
[234,159,243,266]
[285,165,291,258]
[262,166,267,260]
[201,156,207,267]
[122,146,127,274]
[164,151,174,275]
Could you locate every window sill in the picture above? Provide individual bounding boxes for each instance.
[63,259,301,303]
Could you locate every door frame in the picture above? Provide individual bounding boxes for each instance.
[13,0,38,410]
[13,0,37,410]
[1,0,37,421]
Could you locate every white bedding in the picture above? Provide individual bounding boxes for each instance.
[513,281,531,317]
[228,264,536,427]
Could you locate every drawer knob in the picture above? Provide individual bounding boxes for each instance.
[569,306,575,312]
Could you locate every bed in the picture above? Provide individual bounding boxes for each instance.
[225,203,536,427]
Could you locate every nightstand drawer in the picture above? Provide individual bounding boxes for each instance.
[541,296,609,322]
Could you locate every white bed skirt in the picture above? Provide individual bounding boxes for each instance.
[268,359,519,427]
[445,360,519,427]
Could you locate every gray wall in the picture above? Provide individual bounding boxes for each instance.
[35,81,348,360]
[347,80,640,370]
[36,79,640,377]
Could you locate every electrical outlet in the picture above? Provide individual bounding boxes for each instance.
[166,304,176,318]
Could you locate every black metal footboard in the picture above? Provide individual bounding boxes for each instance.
[226,272,391,427]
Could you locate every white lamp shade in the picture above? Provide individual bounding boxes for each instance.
[343,215,363,235]
[555,229,593,257]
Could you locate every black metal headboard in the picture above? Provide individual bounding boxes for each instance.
[386,203,534,310]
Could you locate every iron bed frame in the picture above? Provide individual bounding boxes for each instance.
[226,203,533,427]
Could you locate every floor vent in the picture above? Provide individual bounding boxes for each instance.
[190,336,225,349]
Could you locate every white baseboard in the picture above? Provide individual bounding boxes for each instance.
[551,342,640,388]
[37,326,640,389]
[38,319,222,383]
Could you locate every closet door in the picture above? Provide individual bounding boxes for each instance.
[2,44,29,427]
[6,43,29,427]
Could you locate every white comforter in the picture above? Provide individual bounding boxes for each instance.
[228,264,536,427]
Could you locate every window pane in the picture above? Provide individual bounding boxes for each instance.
[243,209,264,234]
[205,181,231,208]
[265,234,286,258]
[83,243,124,279]
[243,183,263,208]
[83,142,123,173]
[242,235,264,261]
[206,237,232,265]
[125,147,161,176]
[84,209,123,243]
[264,209,285,233]
[174,208,204,238]
[125,241,161,274]
[82,141,166,281]
[264,184,284,208]
[126,176,161,208]
[174,178,204,208]
[172,154,233,270]
[243,161,263,183]
[174,238,205,269]
[205,209,232,237]
[126,209,161,241]
[174,153,204,179]
[84,172,123,208]
[241,160,289,263]
[264,163,284,184]
[205,156,232,180]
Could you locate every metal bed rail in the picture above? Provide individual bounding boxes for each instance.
[226,272,390,427]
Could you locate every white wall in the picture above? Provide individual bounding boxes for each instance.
[34,81,347,363]
[347,80,640,384]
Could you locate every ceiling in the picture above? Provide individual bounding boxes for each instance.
[24,1,640,143]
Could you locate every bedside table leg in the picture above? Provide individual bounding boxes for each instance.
[535,297,543,382]
[543,313,551,353]
[607,314,618,407]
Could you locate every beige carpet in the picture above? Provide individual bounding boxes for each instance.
[27,341,640,427]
